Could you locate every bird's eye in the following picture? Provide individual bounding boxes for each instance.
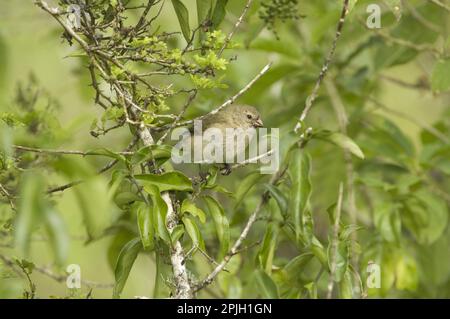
[246,114,252,120]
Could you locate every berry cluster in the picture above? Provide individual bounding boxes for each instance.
[259,0,300,39]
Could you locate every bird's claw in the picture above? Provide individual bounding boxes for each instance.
[220,164,232,176]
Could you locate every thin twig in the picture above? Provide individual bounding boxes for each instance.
[367,96,450,145]
[0,183,16,210]
[157,89,197,144]
[294,0,350,133]
[428,0,450,12]
[372,27,440,55]
[165,62,271,130]
[196,1,351,289]
[13,145,133,156]
[380,74,429,90]
[195,245,229,273]
[46,137,139,195]
[218,0,253,56]
[0,253,113,289]
[230,150,274,169]
[403,0,440,33]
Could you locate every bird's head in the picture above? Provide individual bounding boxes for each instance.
[228,104,263,129]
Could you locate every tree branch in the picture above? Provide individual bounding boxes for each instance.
[0,253,113,289]
[218,0,253,56]
[194,167,287,292]
[428,0,450,12]
[196,0,351,294]
[294,0,350,133]
[13,145,133,156]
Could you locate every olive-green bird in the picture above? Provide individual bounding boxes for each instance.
[193,104,263,174]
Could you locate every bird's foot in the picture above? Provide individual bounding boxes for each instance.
[220,164,232,176]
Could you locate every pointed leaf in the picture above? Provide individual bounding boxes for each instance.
[203,195,230,257]
[113,237,141,298]
[181,199,206,223]
[254,270,279,299]
[171,0,191,42]
[135,171,193,192]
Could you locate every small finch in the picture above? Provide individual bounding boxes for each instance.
[194,104,263,174]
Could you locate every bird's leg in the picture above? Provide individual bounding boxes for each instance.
[220,164,232,176]
[199,171,209,183]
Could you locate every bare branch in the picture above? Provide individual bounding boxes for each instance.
[46,137,139,195]
[218,0,254,56]
[13,145,133,156]
[230,150,274,169]
[294,0,350,133]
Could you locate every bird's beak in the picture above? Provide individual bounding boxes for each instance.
[254,118,264,128]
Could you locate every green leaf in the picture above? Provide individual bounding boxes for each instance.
[181,199,206,223]
[171,224,185,244]
[257,223,279,273]
[310,237,328,267]
[196,0,213,26]
[395,253,418,291]
[143,185,171,244]
[254,270,279,299]
[340,224,363,241]
[113,237,142,299]
[403,190,448,245]
[15,173,45,256]
[182,215,205,250]
[234,171,265,209]
[283,253,314,281]
[348,0,359,12]
[107,230,135,271]
[211,0,229,28]
[373,202,402,243]
[264,184,288,216]
[43,207,69,265]
[315,131,364,159]
[339,271,353,299]
[74,177,113,240]
[243,64,299,104]
[431,59,450,93]
[114,191,142,209]
[416,230,450,286]
[135,171,193,192]
[171,0,191,42]
[327,241,349,282]
[134,202,154,250]
[250,38,301,60]
[85,148,127,163]
[131,145,172,166]
[53,158,113,240]
[304,282,318,299]
[288,148,312,245]
[202,195,230,258]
